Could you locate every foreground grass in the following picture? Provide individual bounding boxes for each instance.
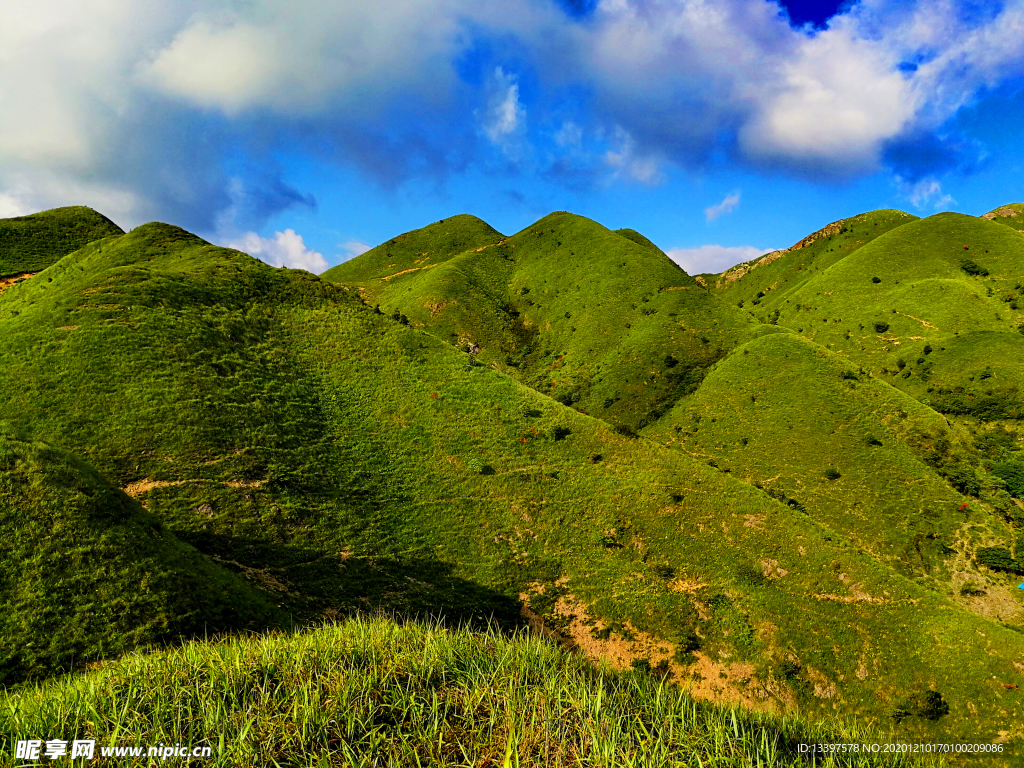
[0,616,945,768]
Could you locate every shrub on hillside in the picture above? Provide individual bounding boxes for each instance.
[873,321,889,333]
[975,546,1022,574]
[992,461,1024,497]
[960,259,989,277]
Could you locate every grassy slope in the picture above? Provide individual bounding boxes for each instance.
[321,214,505,285]
[642,332,1019,604]
[0,427,280,685]
[324,211,770,430]
[713,210,919,309]
[0,207,123,277]
[983,203,1024,232]
[4,218,1024,748]
[0,616,946,768]
[746,213,1024,418]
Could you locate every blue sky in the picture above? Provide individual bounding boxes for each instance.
[1,0,1023,274]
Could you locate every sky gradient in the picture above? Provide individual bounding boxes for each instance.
[1,0,1023,274]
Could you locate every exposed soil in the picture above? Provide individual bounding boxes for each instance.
[0,272,37,295]
[520,586,780,713]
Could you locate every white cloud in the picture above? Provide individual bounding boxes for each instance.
[0,194,26,218]
[896,175,955,210]
[665,244,773,275]
[736,25,917,174]
[339,240,372,260]
[480,67,526,158]
[226,229,328,273]
[705,191,741,221]
[137,1,466,115]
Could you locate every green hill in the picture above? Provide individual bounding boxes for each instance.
[729,213,1024,419]
[712,209,919,307]
[982,203,1024,232]
[0,207,123,278]
[321,213,504,284]
[0,427,280,685]
[323,211,770,431]
[4,209,1024,752]
[642,332,1017,602]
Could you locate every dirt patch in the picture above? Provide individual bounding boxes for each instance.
[894,311,937,330]
[123,479,186,497]
[982,208,1020,220]
[667,578,708,593]
[381,263,437,282]
[520,588,777,712]
[424,299,452,316]
[0,272,37,295]
[123,477,265,507]
[57,325,79,331]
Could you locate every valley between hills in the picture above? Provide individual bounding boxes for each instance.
[3,203,1024,765]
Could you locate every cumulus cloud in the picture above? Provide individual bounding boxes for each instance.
[705,191,741,221]
[665,244,774,275]
[226,229,328,273]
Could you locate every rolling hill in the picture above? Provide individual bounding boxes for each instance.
[3,205,1024,758]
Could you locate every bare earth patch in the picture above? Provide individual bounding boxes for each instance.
[520,587,778,712]
[0,272,37,295]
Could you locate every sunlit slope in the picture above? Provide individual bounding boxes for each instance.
[0,428,280,685]
[325,211,771,430]
[711,210,918,308]
[320,214,505,286]
[0,206,124,277]
[756,213,1024,417]
[3,220,1024,745]
[643,332,1019,600]
[983,203,1024,232]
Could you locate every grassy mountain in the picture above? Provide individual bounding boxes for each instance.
[4,208,1024,755]
[0,426,280,685]
[0,206,123,278]
[642,332,1016,603]
[323,211,768,431]
[723,212,1024,420]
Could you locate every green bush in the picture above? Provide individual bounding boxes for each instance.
[873,321,889,333]
[823,467,841,480]
[960,259,989,276]
[975,546,1022,574]
[991,460,1024,497]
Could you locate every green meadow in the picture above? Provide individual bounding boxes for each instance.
[3,204,1024,764]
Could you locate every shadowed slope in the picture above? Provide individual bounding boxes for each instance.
[0,428,281,685]
[0,206,124,278]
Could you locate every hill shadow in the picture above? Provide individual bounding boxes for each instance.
[180,531,527,635]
